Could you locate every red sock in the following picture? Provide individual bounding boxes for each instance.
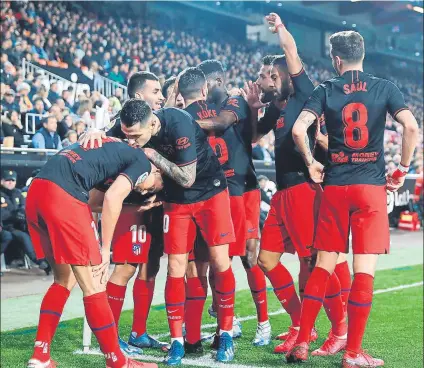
[246,265,269,323]
[323,273,347,336]
[84,292,126,367]
[335,261,351,315]
[185,276,208,344]
[298,260,312,302]
[106,282,126,329]
[297,267,330,344]
[131,279,155,337]
[346,273,374,354]
[165,276,185,338]
[215,267,235,332]
[32,283,70,362]
[265,263,301,326]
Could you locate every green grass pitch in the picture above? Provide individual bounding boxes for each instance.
[1,265,423,367]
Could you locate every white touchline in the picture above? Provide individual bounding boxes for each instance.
[75,280,423,368]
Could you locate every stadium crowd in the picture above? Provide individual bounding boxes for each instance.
[0,1,422,274]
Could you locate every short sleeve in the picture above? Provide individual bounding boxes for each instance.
[290,68,314,98]
[257,103,280,135]
[120,150,152,188]
[169,112,198,167]
[221,96,249,123]
[303,84,326,119]
[319,115,328,136]
[105,117,126,139]
[386,81,409,119]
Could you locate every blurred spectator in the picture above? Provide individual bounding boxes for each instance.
[32,85,52,110]
[74,120,87,137]
[0,170,50,274]
[61,89,73,109]
[1,111,26,147]
[62,129,78,147]
[1,90,19,112]
[57,114,74,140]
[76,99,93,126]
[47,81,60,104]
[253,138,274,161]
[31,116,62,150]
[17,82,33,112]
[108,65,126,84]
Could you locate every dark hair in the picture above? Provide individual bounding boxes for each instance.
[262,55,278,66]
[329,31,365,63]
[178,67,206,100]
[33,98,43,105]
[127,71,159,98]
[197,59,225,80]
[271,55,289,74]
[162,76,177,99]
[120,98,152,128]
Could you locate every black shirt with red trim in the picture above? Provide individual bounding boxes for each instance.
[36,139,152,203]
[220,95,259,192]
[185,100,249,196]
[147,107,226,204]
[270,68,320,189]
[304,70,409,186]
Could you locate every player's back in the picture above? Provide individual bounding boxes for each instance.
[37,138,148,202]
[315,70,406,186]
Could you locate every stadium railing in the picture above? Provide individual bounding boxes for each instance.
[25,113,45,135]
[95,75,128,100]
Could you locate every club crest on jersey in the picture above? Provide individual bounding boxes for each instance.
[226,98,239,108]
[276,117,285,129]
[132,244,142,256]
[135,172,149,185]
[176,137,191,150]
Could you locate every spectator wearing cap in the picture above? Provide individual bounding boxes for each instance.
[1,110,26,147]
[17,82,33,113]
[31,116,62,150]
[47,82,60,104]
[0,170,50,274]
[1,89,19,112]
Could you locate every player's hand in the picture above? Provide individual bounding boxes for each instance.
[228,87,242,97]
[92,248,110,284]
[241,81,267,110]
[137,195,163,212]
[308,160,324,184]
[265,13,283,34]
[79,129,106,149]
[386,169,407,192]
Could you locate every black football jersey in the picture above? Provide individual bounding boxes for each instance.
[303,70,409,186]
[185,100,250,196]
[36,139,152,203]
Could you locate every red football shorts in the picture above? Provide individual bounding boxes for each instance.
[112,205,151,264]
[163,189,235,255]
[261,182,322,257]
[314,184,389,254]
[243,189,260,239]
[229,195,247,257]
[26,179,101,266]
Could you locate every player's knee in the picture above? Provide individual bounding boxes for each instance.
[54,275,77,291]
[315,251,338,274]
[167,255,187,278]
[186,261,197,278]
[241,251,257,270]
[257,251,277,273]
[112,263,137,283]
[209,246,230,273]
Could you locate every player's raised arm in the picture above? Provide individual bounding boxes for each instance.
[196,110,236,132]
[265,13,302,75]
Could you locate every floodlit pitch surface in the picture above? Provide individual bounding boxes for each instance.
[1,265,423,368]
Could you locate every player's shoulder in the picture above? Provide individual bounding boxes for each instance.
[156,107,193,125]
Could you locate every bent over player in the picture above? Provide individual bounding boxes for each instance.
[25,139,159,368]
[119,100,237,365]
[287,31,419,367]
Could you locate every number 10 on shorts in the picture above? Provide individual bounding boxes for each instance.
[130,225,147,243]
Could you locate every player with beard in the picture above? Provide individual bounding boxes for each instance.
[119,99,237,365]
[241,13,348,355]
[79,72,169,353]
[287,30,419,366]
[197,60,271,347]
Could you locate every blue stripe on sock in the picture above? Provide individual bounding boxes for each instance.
[166,302,185,307]
[215,289,235,296]
[303,294,324,303]
[40,310,61,317]
[325,292,341,299]
[186,296,207,301]
[251,287,267,294]
[274,281,293,292]
[91,322,115,332]
[348,300,372,307]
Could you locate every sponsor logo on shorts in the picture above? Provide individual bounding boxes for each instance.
[247,228,256,233]
[132,244,142,256]
[220,232,230,237]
